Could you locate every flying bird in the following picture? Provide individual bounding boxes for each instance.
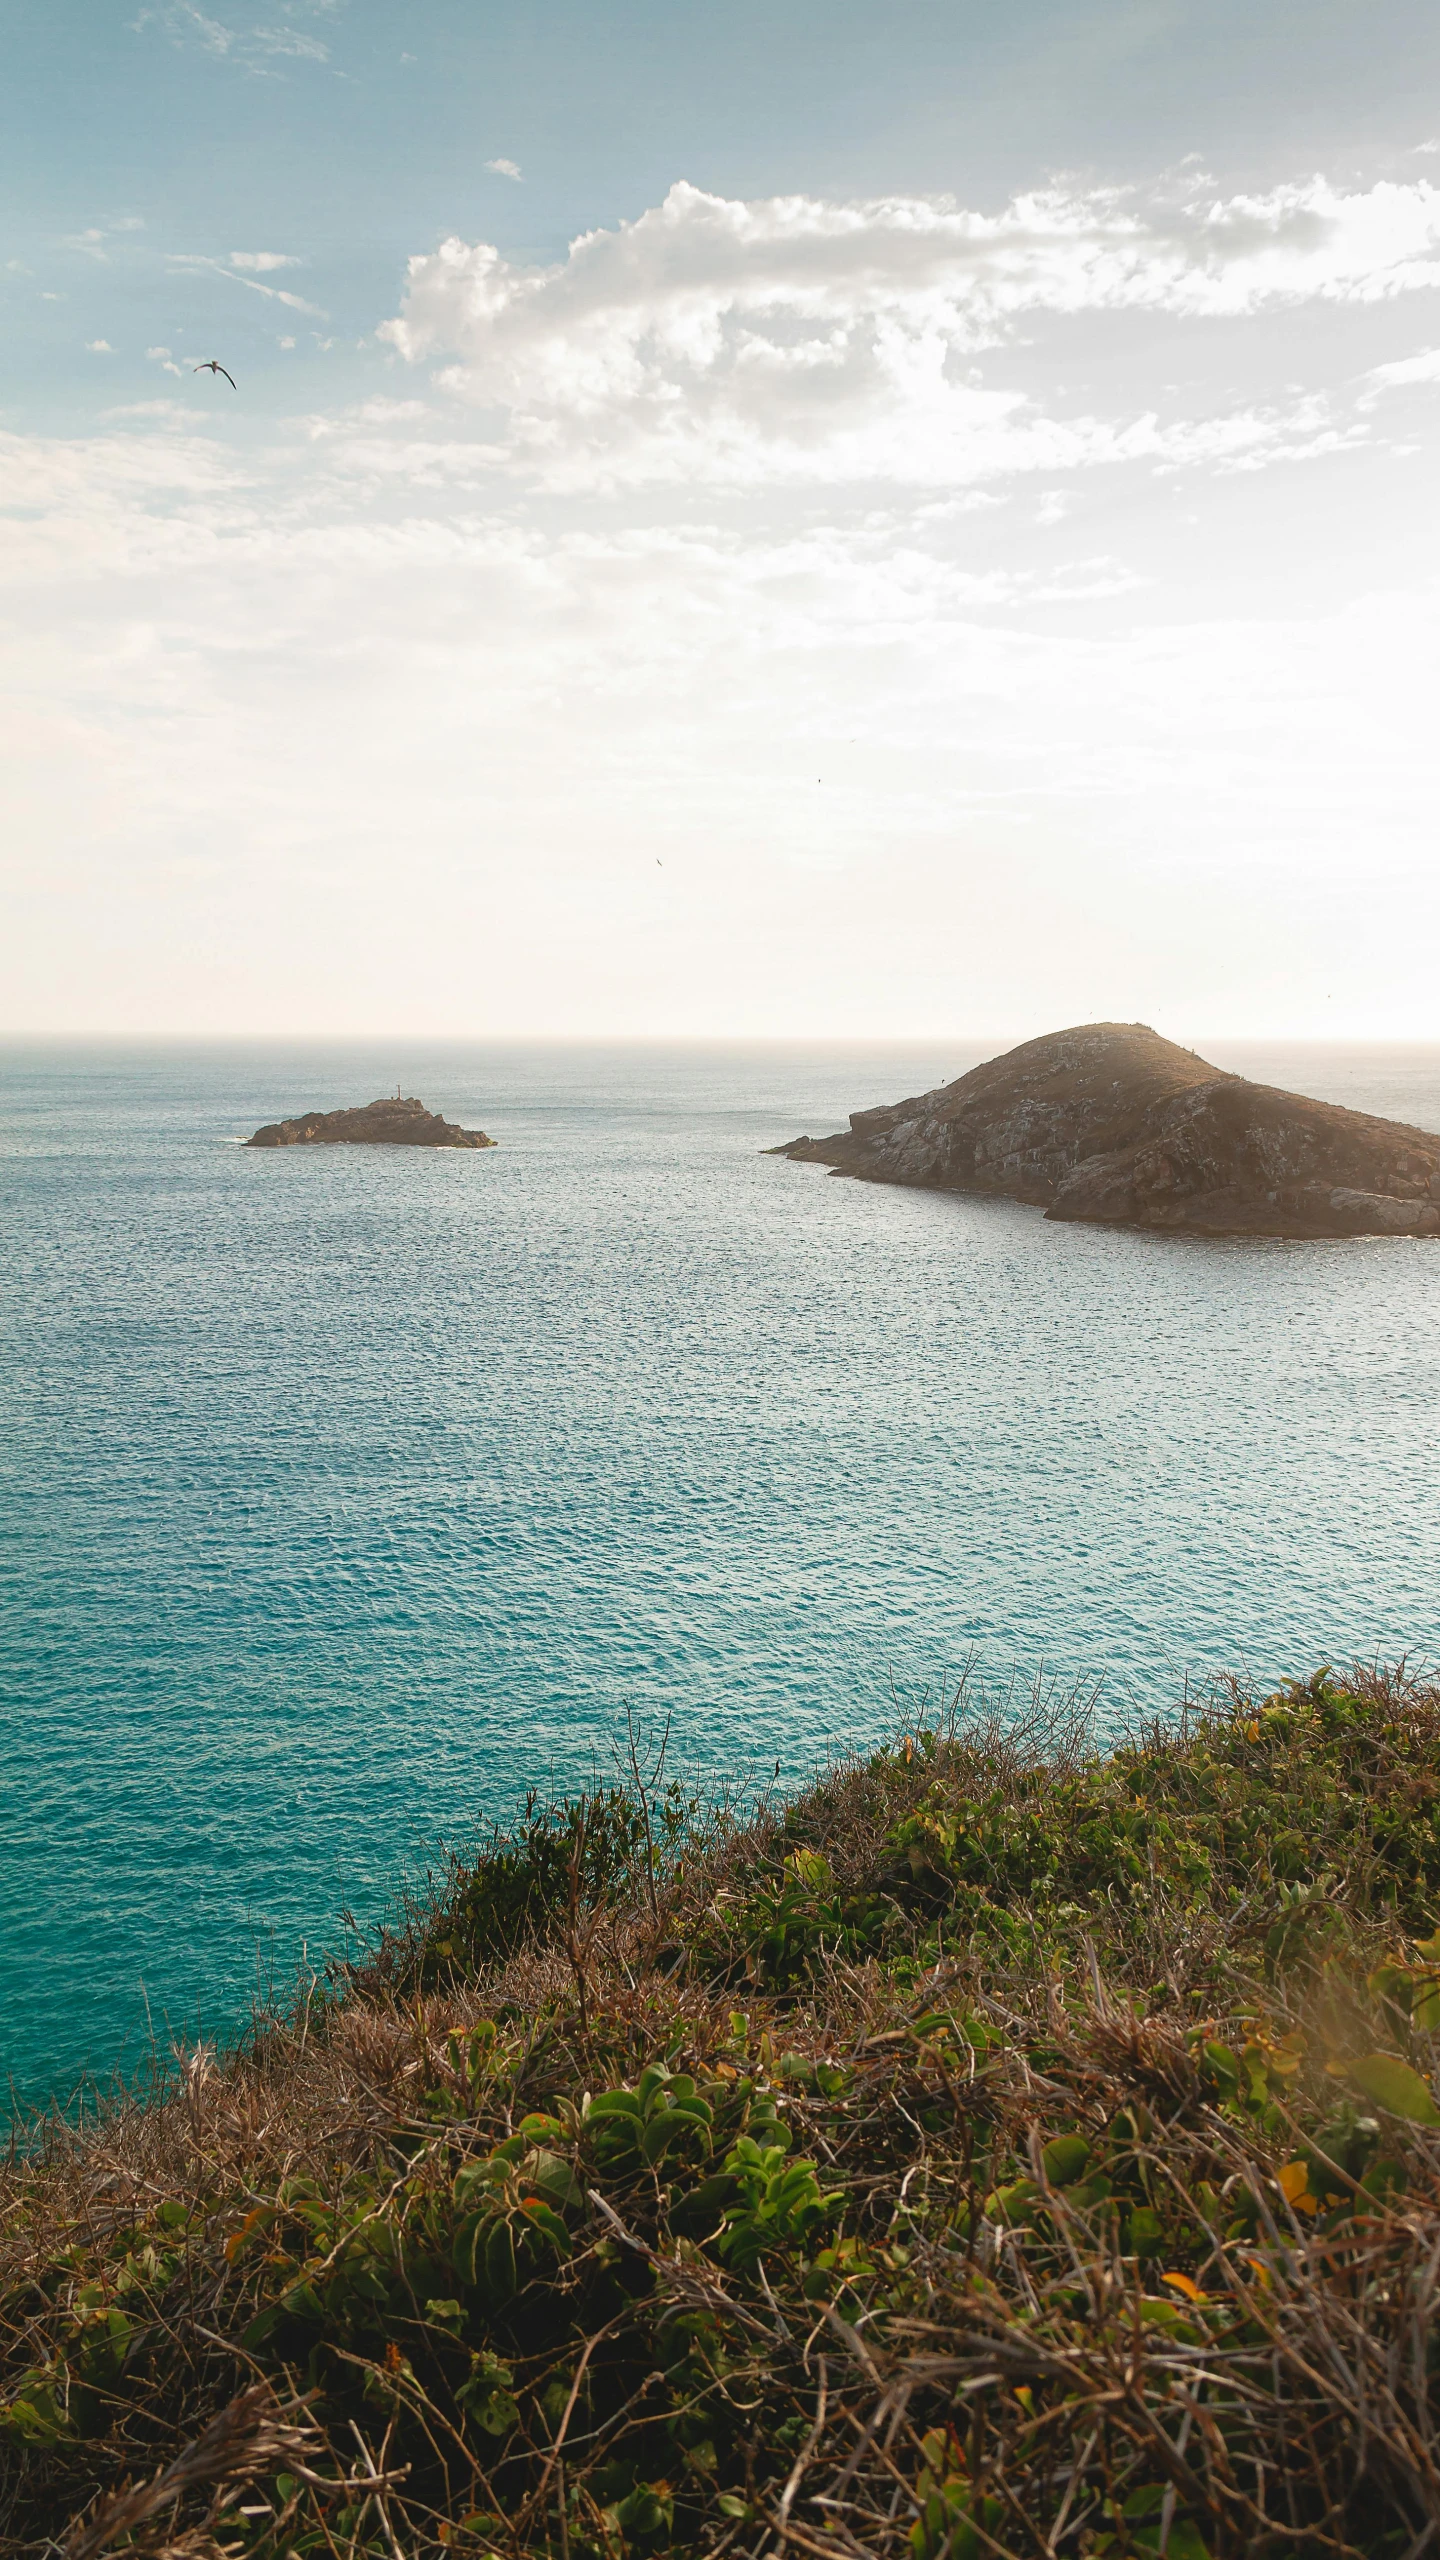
[194,360,236,389]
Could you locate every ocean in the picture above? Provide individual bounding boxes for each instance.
[3,1037,1438,2112]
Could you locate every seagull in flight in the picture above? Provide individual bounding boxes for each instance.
[194,360,236,389]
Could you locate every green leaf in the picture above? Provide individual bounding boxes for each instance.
[519,2198,571,2255]
[984,2177,1038,2225]
[776,2163,817,2201]
[453,2210,489,2290]
[669,2172,737,2236]
[1123,2487,1167,2520]
[0,2380,77,2446]
[1136,2296,1198,2334]
[791,1849,834,1893]
[1065,2174,1114,2211]
[643,2108,710,2167]
[485,2215,518,2300]
[1200,2039,1241,2099]
[615,2480,674,2540]
[1348,2053,1440,2124]
[1132,2519,1209,2560]
[521,2146,582,2207]
[1359,2156,1408,2205]
[1041,2135,1091,2188]
[456,2352,519,2438]
[454,2161,502,2207]
[1127,2206,1166,2257]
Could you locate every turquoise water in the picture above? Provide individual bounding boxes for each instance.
[3,1038,1439,2112]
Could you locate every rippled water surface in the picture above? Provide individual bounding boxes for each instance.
[3,1038,1439,2108]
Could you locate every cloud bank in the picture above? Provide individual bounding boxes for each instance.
[5,164,1440,1034]
[382,174,1440,487]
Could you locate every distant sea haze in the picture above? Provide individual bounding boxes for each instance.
[2,1037,1438,2111]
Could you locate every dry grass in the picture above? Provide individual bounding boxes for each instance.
[4,1666,1440,2558]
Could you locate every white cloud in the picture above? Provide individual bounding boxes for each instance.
[130,0,337,66]
[485,159,522,182]
[1360,345,1440,400]
[383,174,1440,489]
[85,339,115,354]
[130,2,236,56]
[7,159,1440,1039]
[230,250,301,271]
[101,399,201,427]
[0,425,246,562]
[61,219,150,259]
[248,25,328,58]
[3,404,1438,1037]
[168,252,325,316]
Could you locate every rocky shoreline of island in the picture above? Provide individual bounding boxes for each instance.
[245,1095,495,1150]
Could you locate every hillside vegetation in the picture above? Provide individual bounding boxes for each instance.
[6,1669,1440,2557]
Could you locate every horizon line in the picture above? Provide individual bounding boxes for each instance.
[4,1027,1440,1052]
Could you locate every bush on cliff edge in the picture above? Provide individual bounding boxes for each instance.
[4,1668,1440,2557]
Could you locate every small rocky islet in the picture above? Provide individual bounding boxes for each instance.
[775,1020,1440,1238]
[245,1095,495,1150]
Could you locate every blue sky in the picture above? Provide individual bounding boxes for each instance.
[4,1,1440,1035]
[11,1,1440,423]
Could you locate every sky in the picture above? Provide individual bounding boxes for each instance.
[3,0,1439,1039]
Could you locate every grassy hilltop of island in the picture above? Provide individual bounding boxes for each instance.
[7,1669,1440,2556]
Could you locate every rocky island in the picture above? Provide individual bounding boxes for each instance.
[245,1095,495,1149]
[775,1021,1440,1237]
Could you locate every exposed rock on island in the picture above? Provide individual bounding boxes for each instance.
[774,1022,1440,1238]
[245,1096,495,1150]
